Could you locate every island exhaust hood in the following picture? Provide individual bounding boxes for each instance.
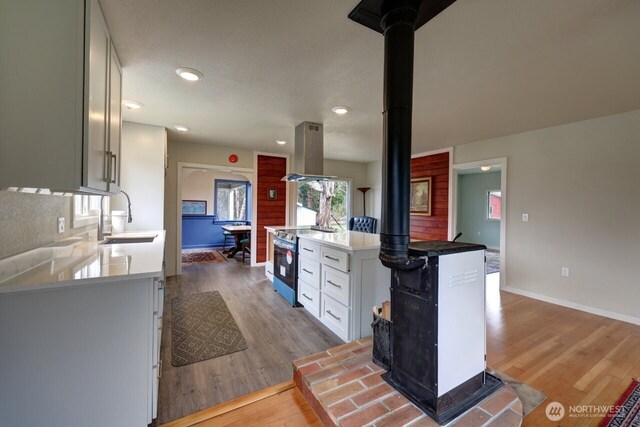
[282,122,338,182]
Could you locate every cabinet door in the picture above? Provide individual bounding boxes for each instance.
[108,42,122,193]
[85,0,110,192]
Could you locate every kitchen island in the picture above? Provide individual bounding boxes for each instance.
[0,231,166,427]
[296,230,390,342]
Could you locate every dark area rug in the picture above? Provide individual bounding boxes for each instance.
[181,249,228,264]
[171,291,247,367]
[486,250,500,274]
[488,368,547,416]
[600,378,640,426]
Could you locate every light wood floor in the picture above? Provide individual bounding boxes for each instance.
[485,274,640,426]
[157,260,343,424]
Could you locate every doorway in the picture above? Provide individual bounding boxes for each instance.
[451,158,507,290]
[176,162,255,275]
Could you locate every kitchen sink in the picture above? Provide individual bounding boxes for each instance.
[101,235,156,245]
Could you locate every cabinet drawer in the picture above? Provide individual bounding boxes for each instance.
[299,257,320,289]
[321,295,350,342]
[299,239,320,262]
[323,266,351,306]
[321,247,350,273]
[298,280,320,318]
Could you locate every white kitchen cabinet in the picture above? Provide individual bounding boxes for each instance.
[0,0,122,194]
[297,232,391,342]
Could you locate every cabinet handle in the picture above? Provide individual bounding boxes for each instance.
[110,153,117,184]
[302,293,313,301]
[326,310,341,321]
[327,280,342,289]
[104,150,112,183]
[303,248,314,253]
[302,268,313,275]
[324,255,340,262]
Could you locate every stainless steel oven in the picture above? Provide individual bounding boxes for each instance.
[273,232,299,306]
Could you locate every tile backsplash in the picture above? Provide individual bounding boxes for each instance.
[0,191,96,260]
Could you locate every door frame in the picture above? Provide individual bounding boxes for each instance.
[176,162,255,275]
[451,157,508,290]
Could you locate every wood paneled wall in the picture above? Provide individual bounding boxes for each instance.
[256,155,287,263]
[410,152,449,241]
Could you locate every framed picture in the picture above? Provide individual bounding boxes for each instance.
[182,200,207,215]
[410,177,432,216]
[267,188,277,200]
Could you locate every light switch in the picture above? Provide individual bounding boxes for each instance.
[57,217,65,234]
[561,267,570,277]
[522,213,529,222]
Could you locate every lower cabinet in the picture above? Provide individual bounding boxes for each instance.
[297,237,390,342]
[0,275,165,427]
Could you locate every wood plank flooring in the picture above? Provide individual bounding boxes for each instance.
[157,261,343,424]
[485,275,640,426]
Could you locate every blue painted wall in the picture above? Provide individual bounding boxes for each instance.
[456,171,501,249]
[182,216,251,249]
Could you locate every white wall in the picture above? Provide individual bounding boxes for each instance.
[455,109,640,321]
[113,122,166,232]
[365,161,382,225]
[182,169,250,216]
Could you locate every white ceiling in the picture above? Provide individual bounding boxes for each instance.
[100,0,640,163]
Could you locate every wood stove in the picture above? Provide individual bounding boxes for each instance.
[349,0,502,423]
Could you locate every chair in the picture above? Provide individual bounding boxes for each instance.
[222,230,235,251]
[348,216,377,234]
[241,238,251,263]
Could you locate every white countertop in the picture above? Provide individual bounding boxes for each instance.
[296,230,381,252]
[0,231,165,294]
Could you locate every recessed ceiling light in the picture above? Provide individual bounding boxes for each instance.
[174,125,189,132]
[276,140,287,145]
[332,106,350,115]
[175,67,203,81]
[123,100,143,110]
[480,165,492,171]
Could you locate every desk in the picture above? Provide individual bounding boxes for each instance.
[221,225,251,258]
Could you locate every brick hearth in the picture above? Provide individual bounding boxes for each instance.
[293,338,523,426]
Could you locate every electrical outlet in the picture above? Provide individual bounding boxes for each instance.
[57,217,65,234]
[522,213,529,222]
[561,267,570,277]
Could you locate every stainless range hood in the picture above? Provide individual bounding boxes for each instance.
[282,121,338,182]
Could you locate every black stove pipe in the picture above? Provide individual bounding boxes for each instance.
[379,4,417,264]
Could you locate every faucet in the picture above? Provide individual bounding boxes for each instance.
[98,190,133,240]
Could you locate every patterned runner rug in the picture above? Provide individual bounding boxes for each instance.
[600,378,640,426]
[181,249,228,264]
[171,291,247,367]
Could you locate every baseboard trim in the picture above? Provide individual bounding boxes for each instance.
[158,381,295,427]
[503,286,640,326]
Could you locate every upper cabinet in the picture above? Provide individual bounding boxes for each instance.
[0,0,122,195]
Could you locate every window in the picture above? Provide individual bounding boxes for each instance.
[487,190,502,221]
[215,180,248,221]
[73,195,107,228]
[297,180,350,230]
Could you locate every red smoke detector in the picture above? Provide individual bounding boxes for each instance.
[228,154,238,163]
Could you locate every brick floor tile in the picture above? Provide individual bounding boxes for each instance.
[375,404,423,427]
[293,350,331,368]
[334,366,374,386]
[340,402,389,427]
[297,362,322,376]
[342,354,372,370]
[319,382,366,406]
[328,340,366,355]
[406,415,440,426]
[450,408,492,427]
[329,399,358,420]
[306,365,347,385]
[352,383,395,407]
[361,372,385,388]
[486,409,522,427]
[382,393,409,411]
[479,386,518,416]
[319,352,358,368]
